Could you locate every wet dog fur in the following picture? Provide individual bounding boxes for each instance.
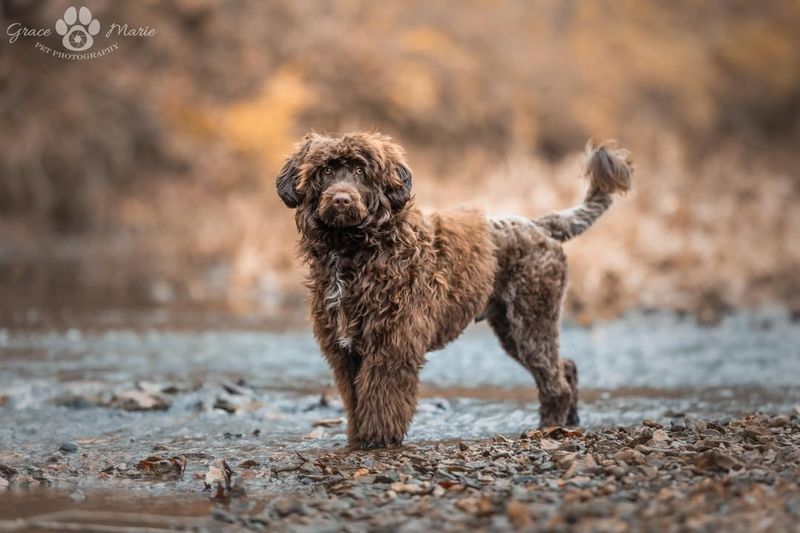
[277,131,632,449]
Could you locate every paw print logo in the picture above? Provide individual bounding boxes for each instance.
[55,7,100,52]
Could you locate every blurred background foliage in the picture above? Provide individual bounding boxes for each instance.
[1,0,799,322]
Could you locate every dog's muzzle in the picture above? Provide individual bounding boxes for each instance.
[318,186,368,228]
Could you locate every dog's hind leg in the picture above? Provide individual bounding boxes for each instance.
[487,248,579,427]
[560,357,579,426]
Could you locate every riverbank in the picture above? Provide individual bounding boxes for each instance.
[2,310,799,530]
[2,412,798,531]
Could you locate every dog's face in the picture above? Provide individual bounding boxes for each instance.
[276,132,413,233]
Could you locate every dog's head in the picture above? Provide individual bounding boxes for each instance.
[276,132,413,232]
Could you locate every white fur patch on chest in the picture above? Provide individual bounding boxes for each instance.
[337,335,353,350]
[324,275,346,311]
[324,254,352,350]
[324,255,346,311]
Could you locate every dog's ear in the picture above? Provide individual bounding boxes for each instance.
[276,158,302,208]
[276,138,313,208]
[386,164,413,210]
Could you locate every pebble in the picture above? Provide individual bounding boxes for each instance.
[670,419,687,431]
[770,415,789,427]
[614,449,646,465]
[273,498,310,517]
[58,442,79,454]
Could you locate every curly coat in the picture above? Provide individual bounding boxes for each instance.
[277,132,632,449]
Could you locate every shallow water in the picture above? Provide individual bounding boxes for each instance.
[1,307,799,501]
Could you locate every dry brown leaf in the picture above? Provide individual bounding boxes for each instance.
[542,427,584,439]
[615,449,646,465]
[312,418,344,428]
[650,429,671,442]
[304,427,327,440]
[506,500,531,528]
[113,390,170,411]
[539,438,560,451]
[695,450,742,471]
[352,467,370,479]
[136,455,186,478]
[204,459,233,500]
[389,481,425,494]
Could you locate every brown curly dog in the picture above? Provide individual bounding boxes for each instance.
[276,132,632,449]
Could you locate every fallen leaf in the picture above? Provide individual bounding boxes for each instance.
[650,429,671,442]
[204,459,233,500]
[539,438,560,451]
[477,497,494,516]
[552,451,577,468]
[352,467,370,479]
[389,481,425,494]
[542,427,583,439]
[506,500,531,528]
[455,497,478,514]
[238,459,260,469]
[694,450,742,471]
[312,418,344,428]
[614,449,646,465]
[304,427,327,439]
[113,390,170,411]
[136,455,186,478]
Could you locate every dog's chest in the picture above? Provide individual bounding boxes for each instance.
[321,254,356,351]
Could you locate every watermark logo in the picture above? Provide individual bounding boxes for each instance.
[5,5,156,60]
[55,6,100,52]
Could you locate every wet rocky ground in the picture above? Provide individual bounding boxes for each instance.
[1,308,799,530]
[2,413,799,531]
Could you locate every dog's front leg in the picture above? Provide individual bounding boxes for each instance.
[353,355,420,449]
[324,349,363,447]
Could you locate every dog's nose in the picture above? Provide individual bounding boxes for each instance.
[332,192,352,208]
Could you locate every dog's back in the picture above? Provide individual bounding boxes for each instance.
[423,209,497,350]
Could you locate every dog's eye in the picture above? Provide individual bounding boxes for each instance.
[323,167,332,175]
[355,167,364,175]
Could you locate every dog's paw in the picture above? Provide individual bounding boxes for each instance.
[359,437,403,450]
[55,6,100,52]
[566,407,580,427]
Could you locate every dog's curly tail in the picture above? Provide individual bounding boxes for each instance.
[536,141,633,242]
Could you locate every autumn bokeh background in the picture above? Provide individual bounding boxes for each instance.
[1,0,799,324]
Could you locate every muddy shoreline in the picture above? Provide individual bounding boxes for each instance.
[2,412,799,532]
[2,308,799,530]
